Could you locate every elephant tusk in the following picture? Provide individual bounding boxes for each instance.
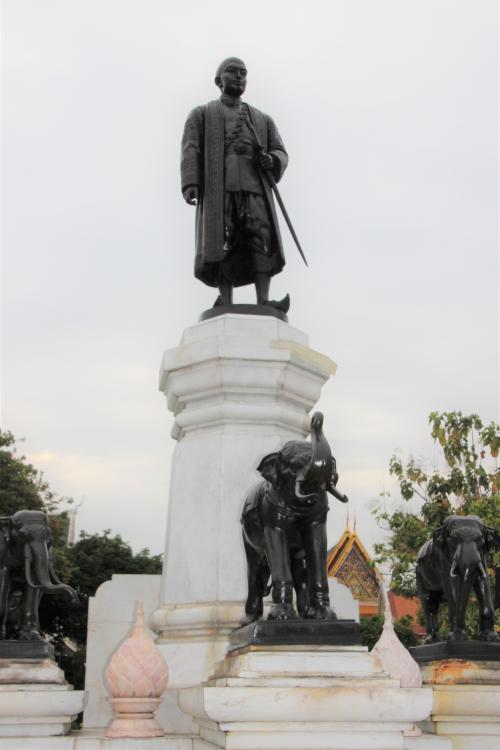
[294,478,316,500]
[450,558,459,578]
[464,567,470,581]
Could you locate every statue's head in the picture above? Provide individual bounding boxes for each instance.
[215,57,247,97]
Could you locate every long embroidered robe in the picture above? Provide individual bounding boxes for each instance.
[180,99,288,288]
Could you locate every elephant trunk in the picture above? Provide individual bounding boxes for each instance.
[295,412,333,500]
[25,542,78,602]
[452,541,483,580]
[455,572,474,630]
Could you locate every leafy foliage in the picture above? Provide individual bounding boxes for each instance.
[373,412,500,597]
[0,431,162,689]
[40,531,162,645]
[0,430,65,515]
[0,430,75,581]
[360,614,420,650]
[41,531,162,689]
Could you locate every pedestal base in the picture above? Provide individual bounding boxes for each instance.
[410,640,500,663]
[199,304,288,323]
[419,659,500,750]
[0,729,194,750]
[0,657,85,738]
[179,644,442,750]
[0,640,55,660]
[229,619,361,651]
[152,315,338,733]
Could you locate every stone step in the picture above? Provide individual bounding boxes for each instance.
[211,676,400,688]
[195,723,437,750]
[212,648,384,679]
[404,737,452,750]
[0,733,194,750]
[180,684,434,725]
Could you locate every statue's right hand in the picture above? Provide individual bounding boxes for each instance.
[183,186,199,205]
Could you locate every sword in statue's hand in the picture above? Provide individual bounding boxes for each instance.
[245,117,309,267]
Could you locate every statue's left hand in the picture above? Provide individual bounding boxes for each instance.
[259,152,274,171]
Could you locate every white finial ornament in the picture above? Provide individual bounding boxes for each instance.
[372,587,422,689]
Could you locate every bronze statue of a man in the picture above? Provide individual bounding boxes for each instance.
[181,57,289,311]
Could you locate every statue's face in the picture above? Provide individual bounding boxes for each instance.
[218,61,247,97]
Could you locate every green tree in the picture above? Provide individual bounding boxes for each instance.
[373,411,500,597]
[360,614,420,650]
[0,430,75,581]
[0,430,64,515]
[1,432,163,689]
[40,531,162,688]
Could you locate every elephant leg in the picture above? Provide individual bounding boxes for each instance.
[291,552,309,618]
[263,525,297,620]
[241,537,269,626]
[425,592,442,643]
[303,520,337,620]
[0,567,10,638]
[416,570,441,643]
[440,574,461,640]
[19,585,42,640]
[448,576,471,641]
[474,576,499,641]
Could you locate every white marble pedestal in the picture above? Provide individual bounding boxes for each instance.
[0,657,85,738]
[420,659,500,750]
[150,314,337,729]
[179,644,445,750]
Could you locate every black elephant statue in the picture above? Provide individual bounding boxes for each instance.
[416,514,499,643]
[0,509,79,641]
[240,412,348,624]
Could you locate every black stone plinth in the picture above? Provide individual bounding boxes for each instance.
[199,304,288,323]
[410,640,500,663]
[0,640,55,660]
[229,619,361,652]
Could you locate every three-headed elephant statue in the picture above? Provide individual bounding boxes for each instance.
[241,412,348,624]
[0,509,79,641]
[416,514,499,643]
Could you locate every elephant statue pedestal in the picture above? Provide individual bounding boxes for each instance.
[177,641,437,750]
[150,313,337,732]
[0,639,54,660]
[0,653,85,738]
[412,656,500,750]
[410,639,500,664]
[0,509,85,739]
[229,618,361,651]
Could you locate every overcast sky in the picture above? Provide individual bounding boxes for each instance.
[2,0,498,559]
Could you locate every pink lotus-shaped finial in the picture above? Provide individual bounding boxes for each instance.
[105,601,168,737]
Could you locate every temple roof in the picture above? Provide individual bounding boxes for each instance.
[327,517,382,613]
[327,520,380,579]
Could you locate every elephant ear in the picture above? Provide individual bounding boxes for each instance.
[257,453,279,486]
[484,526,499,552]
[0,517,11,544]
[432,526,445,546]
